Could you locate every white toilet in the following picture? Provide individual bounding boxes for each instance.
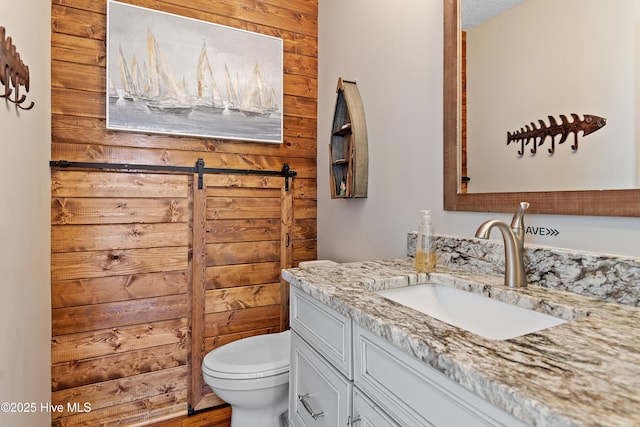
[202,330,291,427]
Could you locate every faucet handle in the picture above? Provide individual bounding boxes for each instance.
[510,201,530,233]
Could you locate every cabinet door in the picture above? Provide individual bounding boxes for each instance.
[289,331,352,427]
[290,286,352,378]
[352,388,400,427]
[354,325,527,427]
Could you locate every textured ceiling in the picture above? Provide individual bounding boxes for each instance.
[461,0,528,30]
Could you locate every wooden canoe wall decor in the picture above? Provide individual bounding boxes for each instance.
[329,77,368,198]
[507,113,606,156]
[0,26,34,110]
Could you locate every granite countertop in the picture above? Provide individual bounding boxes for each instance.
[282,258,640,427]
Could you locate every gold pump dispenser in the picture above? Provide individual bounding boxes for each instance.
[415,210,436,273]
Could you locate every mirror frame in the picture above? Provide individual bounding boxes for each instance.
[443,0,640,216]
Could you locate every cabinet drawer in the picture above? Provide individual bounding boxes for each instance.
[354,325,527,427]
[290,286,352,378]
[353,388,400,427]
[289,331,352,427]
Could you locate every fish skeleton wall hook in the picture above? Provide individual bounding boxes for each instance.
[0,26,35,110]
[507,113,606,156]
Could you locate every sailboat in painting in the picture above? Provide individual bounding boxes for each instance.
[118,46,135,101]
[195,41,225,113]
[108,77,119,103]
[239,63,279,118]
[144,28,193,115]
[224,62,242,112]
[131,54,150,101]
[114,28,281,119]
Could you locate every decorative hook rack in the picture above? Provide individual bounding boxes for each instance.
[1,26,34,110]
[507,113,606,156]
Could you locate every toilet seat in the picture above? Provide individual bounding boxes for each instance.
[202,330,290,380]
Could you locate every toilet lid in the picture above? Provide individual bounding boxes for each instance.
[202,330,290,380]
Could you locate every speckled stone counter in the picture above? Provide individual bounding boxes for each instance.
[408,233,640,306]
[282,259,640,427]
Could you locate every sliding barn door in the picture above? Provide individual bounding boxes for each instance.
[190,173,293,412]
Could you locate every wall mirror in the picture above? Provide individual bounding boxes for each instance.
[443,0,640,216]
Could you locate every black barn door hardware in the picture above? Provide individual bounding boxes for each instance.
[49,159,298,191]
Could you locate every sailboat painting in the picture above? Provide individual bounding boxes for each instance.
[106,1,283,143]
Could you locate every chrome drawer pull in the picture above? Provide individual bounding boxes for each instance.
[298,393,325,420]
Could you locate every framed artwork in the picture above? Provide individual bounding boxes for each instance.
[106,0,283,143]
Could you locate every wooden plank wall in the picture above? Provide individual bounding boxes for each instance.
[51,170,193,425]
[51,0,317,425]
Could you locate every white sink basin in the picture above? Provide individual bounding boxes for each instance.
[376,284,567,340]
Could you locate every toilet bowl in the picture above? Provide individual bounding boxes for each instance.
[202,330,291,427]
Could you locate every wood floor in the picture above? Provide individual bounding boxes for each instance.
[146,406,231,427]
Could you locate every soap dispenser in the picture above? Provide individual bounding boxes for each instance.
[415,210,436,273]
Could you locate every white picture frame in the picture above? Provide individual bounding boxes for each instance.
[107,0,283,143]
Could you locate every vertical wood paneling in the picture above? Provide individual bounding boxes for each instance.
[189,174,212,412]
[461,30,468,193]
[51,0,317,424]
[280,180,294,328]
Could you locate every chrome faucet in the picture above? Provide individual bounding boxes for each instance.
[474,202,530,288]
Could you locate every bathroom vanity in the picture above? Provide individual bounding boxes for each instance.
[288,285,526,426]
[283,259,640,426]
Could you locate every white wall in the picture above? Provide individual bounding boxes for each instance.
[318,0,640,261]
[318,0,444,262]
[0,2,51,426]
[467,0,638,193]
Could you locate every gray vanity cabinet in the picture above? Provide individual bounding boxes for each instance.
[289,286,353,426]
[289,286,527,427]
[290,332,352,426]
[352,388,399,426]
